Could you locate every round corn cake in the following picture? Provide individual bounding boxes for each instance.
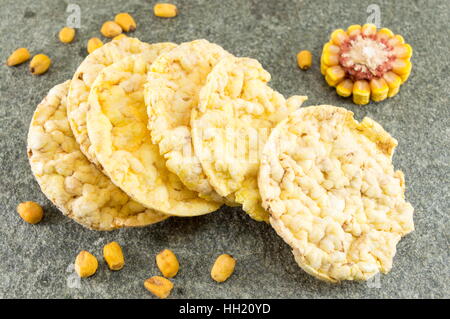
[67,37,175,166]
[87,54,221,216]
[27,81,168,230]
[145,39,231,203]
[258,105,414,282]
[191,56,307,221]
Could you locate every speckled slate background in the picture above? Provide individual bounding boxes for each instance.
[0,0,449,299]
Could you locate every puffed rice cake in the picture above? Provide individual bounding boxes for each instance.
[258,105,414,282]
[87,54,221,216]
[191,56,307,221]
[67,37,173,166]
[145,39,231,203]
[27,81,168,230]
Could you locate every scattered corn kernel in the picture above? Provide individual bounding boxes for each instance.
[112,33,127,41]
[114,13,136,32]
[103,241,125,271]
[58,27,76,43]
[297,50,312,70]
[100,21,122,38]
[321,24,412,104]
[144,276,173,298]
[29,54,51,75]
[211,254,236,283]
[17,201,43,224]
[353,80,371,105]
[87,37,103,54]
[156,249,179,278]
[154,3,178,18]
[7,48,31,66]
[75,251,98,278]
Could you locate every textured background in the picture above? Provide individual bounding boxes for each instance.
[0,0,448,298]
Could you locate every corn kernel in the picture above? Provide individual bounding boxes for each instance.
[144,276,173,298]
[100,21,122,38]
[347,25,362,37]
[320,58,328,75]
[103,242,125,271]
[29,54,51,75]
[75,251,98,278]
[392,59,412,75]
[362,23,377,37]
[211,254,236,283]
[370,78,389,102]
[58,27,76,43]
[393,43,413,59]
[353,80,371,105]
[114,13,136,32]
[387,34,405,47]
[330,29,348,46]
[7,48,31,66]
[383,71,402,97]
[154,3,178,18]
[297,50,312,70]
[17,201,43,224]
[325,65,345,87]
[156,249,179,278]
[87,37,103,54]
[377,28,394,41]
[336,79,354,97]
[112,34,127,41]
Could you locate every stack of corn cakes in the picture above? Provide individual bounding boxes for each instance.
[27,37,414,282]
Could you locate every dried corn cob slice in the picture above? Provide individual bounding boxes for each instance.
[320,24,412,104]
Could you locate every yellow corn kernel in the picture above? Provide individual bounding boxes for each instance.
[114,13,136,32]
[391,59,412,75]
[100,21,122,38]
[112,33,127,41]
[211,254,236,283]
[383,71,402,97]
[58,27,76,43]
[87,37,103,54]
[330,29,348,46]
[29,54,51,75]
[154,3,178,18]
[400,72,410,83]
[156,249,179,278]
[377,28,394,41]
[352,80,371,105]
[387,34,405,47]
[7,48,31,66]
[347,24,361,37]
[75,251,98,278]
[103,242,125,271]
[320,57,328,75]
[336,79,354,97]
[325,65,346,87]
[370,78,389,102]
[393,43,413,59]
[17,201,43,224]
[144,276,173,298]
[297,50,312,70]
[361,23,377,37]
[322,51,339,66]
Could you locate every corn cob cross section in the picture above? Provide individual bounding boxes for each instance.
[321,24,413,105]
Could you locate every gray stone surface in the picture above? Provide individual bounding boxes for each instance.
[0,0,448,299]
